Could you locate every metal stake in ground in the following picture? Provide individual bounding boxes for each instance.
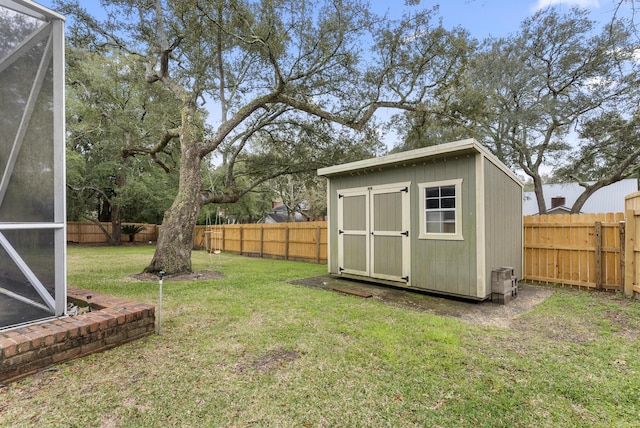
[157,271,165,335]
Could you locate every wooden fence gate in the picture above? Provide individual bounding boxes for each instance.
[625,192,640,296]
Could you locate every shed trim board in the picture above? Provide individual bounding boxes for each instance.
[317,138,520,184]
[319,139,523,300]
[475,152,486,298]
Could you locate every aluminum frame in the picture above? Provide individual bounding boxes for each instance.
[0,0,66,324]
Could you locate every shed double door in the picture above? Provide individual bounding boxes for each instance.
[337,182,410,284]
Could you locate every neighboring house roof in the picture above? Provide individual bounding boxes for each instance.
[261,204,305,223]
[523,179,638,215]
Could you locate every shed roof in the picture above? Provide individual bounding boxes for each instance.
[317,138,523,186]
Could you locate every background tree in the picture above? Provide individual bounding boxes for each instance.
[554,111,640,212]
[395,7,639,213]
[57,0,470,274]
[65,45,182,243]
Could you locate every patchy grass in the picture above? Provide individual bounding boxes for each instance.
[2,246,640,427]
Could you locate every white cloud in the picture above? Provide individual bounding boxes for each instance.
[533,0,600,11]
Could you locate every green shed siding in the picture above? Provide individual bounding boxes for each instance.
[483,159,523,291]
[327,154,479,297]
[320,139,523,300]
[411,155,477,296]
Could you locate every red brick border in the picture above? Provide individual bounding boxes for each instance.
[0,287,155,384]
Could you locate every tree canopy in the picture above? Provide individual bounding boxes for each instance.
[65,45,182,242]
[56,0,470,273]
[393,6,640,214]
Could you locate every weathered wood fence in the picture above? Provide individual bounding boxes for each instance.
[67,222,159,244]
[523,213,625,291]
[193,222,328,264]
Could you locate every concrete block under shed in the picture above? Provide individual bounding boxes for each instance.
[491,267,518,305]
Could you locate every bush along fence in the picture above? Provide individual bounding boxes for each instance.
[67,222,158,244]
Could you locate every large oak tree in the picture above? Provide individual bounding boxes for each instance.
[58,0,470,273]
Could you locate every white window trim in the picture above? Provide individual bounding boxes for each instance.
[418,178,463,241]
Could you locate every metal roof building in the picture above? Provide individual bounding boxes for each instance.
[523,179,638,215]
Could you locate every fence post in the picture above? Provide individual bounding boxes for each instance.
[595,221,602,290]
[260,226,264,258]
[316,226,321,263]
[619,221,625,290]
[221,227,225,252]
[284,225,289,260]
[239,226,243,256]
[625,210,636,296]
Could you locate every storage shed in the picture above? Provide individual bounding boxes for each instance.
[317,138,523,300]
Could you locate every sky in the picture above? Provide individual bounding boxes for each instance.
[374,0,622,40]
[35,0,621,41]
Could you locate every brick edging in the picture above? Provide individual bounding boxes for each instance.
[0,287,155,384]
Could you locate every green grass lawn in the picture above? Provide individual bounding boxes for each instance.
[2,245,640,427]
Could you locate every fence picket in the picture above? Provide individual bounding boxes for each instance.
[523,213,624,290]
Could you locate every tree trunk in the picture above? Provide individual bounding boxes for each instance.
[111,171,125,246]
[533,175,547,214]
[143,146,202,274]
[571,182,608,214]
[111,205,122,246]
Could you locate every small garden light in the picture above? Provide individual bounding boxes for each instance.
[157,271,165,335]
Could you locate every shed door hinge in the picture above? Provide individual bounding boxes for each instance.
[339,229,344,235]
[400,231,409,237]
[401,276,409,282]
[401,186,409,193]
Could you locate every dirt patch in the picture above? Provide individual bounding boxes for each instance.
[236,349,305,374]
[291,275,554,329]
[129,270,224,282]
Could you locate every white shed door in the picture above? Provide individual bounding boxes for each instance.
[337,183,410,284]
[337,188,370,277]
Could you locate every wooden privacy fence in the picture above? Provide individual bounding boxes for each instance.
[625,192,640,296]
[67,222,159,244]
[194,222,328,264]
[523,213,625,290]
[68,211,640,297]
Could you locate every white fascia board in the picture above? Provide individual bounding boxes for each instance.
[318,138,523,187]
[318,138,478,176]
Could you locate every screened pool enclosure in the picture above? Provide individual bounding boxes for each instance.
[0,0,66,329]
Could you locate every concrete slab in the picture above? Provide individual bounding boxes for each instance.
[291,275,553,329]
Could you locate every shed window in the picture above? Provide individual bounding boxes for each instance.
[418,179,463,240]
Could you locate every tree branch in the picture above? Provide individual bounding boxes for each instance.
[122,128,180,172]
